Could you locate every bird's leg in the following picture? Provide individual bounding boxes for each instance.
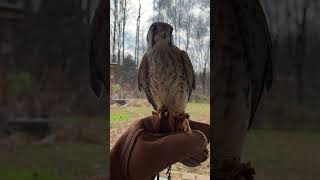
[152,109,160,116]
[174,112,192,135]
[166,165,171,180]
[159,105,169,120]
[152,105,167,116]
[152,105,172,133]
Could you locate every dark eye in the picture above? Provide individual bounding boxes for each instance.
[170,27,173,34]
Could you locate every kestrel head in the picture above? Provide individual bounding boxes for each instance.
[147,22,173,49]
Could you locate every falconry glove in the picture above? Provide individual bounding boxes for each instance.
[109,116,209,180]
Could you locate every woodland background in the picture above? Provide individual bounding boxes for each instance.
[110,0,210,101]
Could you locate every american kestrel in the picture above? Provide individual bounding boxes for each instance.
[138,22,195,134]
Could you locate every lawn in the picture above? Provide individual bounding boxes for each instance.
[0,116,108,180]
[0,143,107,180]
[243,129,320,180]
[110,102,210,123]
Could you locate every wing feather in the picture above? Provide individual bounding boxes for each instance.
[180,50,196,101]
[138,54,157,110]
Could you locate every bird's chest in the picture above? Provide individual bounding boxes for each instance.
[147,50,187,100]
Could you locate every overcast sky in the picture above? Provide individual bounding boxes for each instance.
[110,0,155,57]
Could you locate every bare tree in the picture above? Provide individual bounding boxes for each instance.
[141,24,146,54]
[191,14,209,94]
[286,0,314,105]
[122,0,129,63]
[182,0,194,52]
[117,0,123,65]
[294,1,310,105]
[153,0,156,22]
[135,0,142,68]
[177,0,182,47]
[112,0,118,63]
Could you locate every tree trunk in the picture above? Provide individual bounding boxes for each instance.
[135,1,141,68]
[178,0,181,47]
[112,0,118,63]
[117,18,121,65]
[158,0,161,21]
[202,64,206,95]
[295,6,307,105]
[122,0,127,63]
[117,0,123,65]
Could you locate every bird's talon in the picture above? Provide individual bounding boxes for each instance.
[175,113,192,135]
[152,111,158,116]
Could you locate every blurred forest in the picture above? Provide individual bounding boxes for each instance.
[0,1,107,179]
[110,0,210,101]
[254,0,320,130]
[0,0,105,120]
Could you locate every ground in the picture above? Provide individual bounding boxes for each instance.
[0,117,107,180]
[243,129,320,180]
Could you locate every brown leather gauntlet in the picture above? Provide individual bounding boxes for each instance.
[110,116,209,180]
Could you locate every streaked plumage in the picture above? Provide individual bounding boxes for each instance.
[138,22,195,132]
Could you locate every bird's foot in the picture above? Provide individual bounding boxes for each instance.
[152,110,159,116]
[172,112,192,135]
[153,105,169,119]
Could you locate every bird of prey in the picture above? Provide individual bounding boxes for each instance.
[138,22,195,134]
[89,0,107,98]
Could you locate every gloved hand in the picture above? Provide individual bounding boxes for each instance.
[109,115,210,180]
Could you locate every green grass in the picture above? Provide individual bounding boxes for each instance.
[110,102,210,123]
[185,102,210,121]
[0,115,108,180]
[0,143,107,180]
[243,129,320,180]
[0,166,65,180]
[110,114,129,121]
[110,106,153,122]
